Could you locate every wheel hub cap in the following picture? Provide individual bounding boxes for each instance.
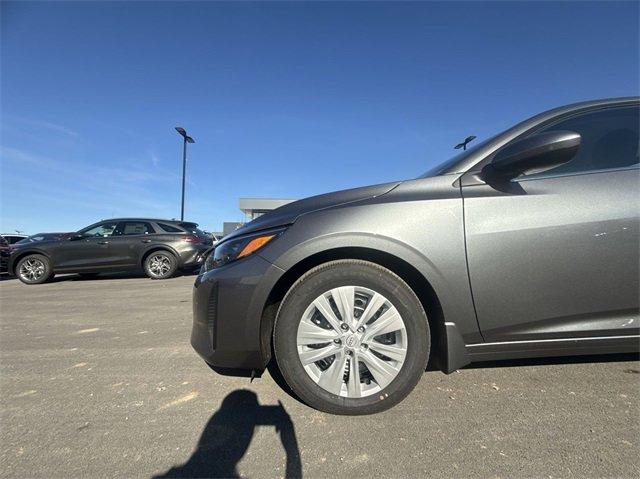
[344,334,359,349]
[296,286,407,398]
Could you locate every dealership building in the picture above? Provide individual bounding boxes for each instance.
[220,197,296,236]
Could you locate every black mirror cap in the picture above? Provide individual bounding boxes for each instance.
[482,130,581,182]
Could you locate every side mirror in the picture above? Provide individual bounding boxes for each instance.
[482,130,581,182]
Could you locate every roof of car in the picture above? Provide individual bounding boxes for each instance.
[99,218,198,225]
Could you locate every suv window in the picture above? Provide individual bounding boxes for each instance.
[115,222,155,236]
[81,222,118,237]
[523,105,639,178]
[179,222,208,238]
[157,223,183,233]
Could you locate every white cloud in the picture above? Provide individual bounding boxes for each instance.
[12,117,80,138]
[0,146,56,167]
[1,146,178,220]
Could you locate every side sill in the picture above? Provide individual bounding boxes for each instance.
[466,335,640,362]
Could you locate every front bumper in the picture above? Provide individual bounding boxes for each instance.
[0,252,8,274]
[191,253,284,371]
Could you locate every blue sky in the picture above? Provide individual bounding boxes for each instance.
[1,1,638,234]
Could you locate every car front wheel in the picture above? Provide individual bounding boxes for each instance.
[273,260,430,415]
[16,254,54,285]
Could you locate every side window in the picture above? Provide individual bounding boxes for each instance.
[157,223,183,233]
[116,222,155,236]
[523,105,639,178]
[82,222,118,237]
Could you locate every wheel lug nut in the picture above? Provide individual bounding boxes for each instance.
[333,338,341,344]
[357,326,365,333]
[346,350,353,356]
[361,344,368,350]
[340,323,349,331]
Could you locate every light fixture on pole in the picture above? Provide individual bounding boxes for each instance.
[175,126,195,221]
[454,135,476,151]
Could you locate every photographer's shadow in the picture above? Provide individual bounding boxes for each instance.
[154,389,302,479]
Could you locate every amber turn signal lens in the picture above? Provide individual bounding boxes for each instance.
[237,234,276,258]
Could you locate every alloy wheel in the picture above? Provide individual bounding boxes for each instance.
[296,286,407,398]
[19,258,46,282]
[148,254,172,277]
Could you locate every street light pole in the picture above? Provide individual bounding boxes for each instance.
[175,127,195,221]
[180,137,187,221]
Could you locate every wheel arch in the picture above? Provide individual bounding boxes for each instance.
[140,246,180,268]
[260,246,460,373]
[9,249,51,275]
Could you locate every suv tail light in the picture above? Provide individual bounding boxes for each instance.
[182,235,203,244]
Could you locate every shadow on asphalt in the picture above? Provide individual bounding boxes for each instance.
[48,270,199,283]
[154,390,302,479]
[1,270,200,283]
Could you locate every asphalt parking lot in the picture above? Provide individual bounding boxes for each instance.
[0,274,638,478]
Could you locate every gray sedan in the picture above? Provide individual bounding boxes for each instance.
[192,97,639,415]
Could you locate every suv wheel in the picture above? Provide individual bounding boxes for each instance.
[273,260,430,415]
[16,254,54,285]
[144,251,178,279]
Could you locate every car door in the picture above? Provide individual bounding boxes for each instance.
[461,104,639,342]
[106,221,157,267]
[53,221,118,270]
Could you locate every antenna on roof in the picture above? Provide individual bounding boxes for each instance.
[454,135,477,151]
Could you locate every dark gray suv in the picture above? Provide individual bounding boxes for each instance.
[192,98,639,415]
[10,218,212,284]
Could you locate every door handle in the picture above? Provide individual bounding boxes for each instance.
[97,241,110,245]
[141,239,151,243]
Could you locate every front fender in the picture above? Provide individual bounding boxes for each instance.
[268,231,446,293]
[8,248,52,275]
[260,217,481,344]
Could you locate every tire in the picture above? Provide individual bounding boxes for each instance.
[273,260,430,415]
[16,254,54,285]
[143,250,178,280]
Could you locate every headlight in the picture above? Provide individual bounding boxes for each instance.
[203,228,285,271]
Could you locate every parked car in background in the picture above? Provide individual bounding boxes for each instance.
[14,232,71,245]
[0,236,10,274]
[9,218,212,284]
[1,233,28,245]
[192,97,639,415]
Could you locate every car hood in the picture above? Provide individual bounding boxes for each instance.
[226,181,401,240]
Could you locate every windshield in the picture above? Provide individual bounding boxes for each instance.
[418,135,497,178]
